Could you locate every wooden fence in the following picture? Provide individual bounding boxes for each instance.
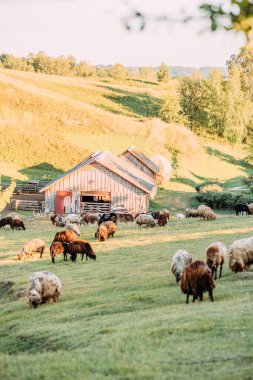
[11,199,45,211]
[80,202,111,213]
[1,181,49,193]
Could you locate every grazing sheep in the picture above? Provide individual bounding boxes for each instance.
[171,250,192,283]
[50,242,69,263]
[81,212,100,225]
[206,242,227,279]
[53,230,77,243]
[65,214,84,225]
[55,221,66,228]
[181,260,215,303]
[10,219,26,230]
[50,214,58,225]
[135,214,156,227]
[160,209,170,219]
[18,239,45,260]
[228,237,253,273]
[185,208,199,218]
[95,221,116,241]
[124,213,134,222]
[175,213,185,219]
[98,212,117,226]
[55,215,66,226]
[157,214,167,226]
[66,223,80,237]
[0,217,13,228]
[197,205,217,220]
[248,203,253,215]
[27,271,62,308]
[68,240,96,262]
[234,204,250,216]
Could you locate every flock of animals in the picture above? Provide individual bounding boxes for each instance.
[1,203,253,308]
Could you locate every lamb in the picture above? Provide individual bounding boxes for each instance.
[185,208,199,218]
[180,260,215,303]
[135,214,156,227]
[228,236,253,273]
[95,221,116,241]
[175,213,185,219]
[27,271,62,308]
[17,239,46,260]
[157,214,167,226]
[53,230,77,243]
[50,242,69,263]
[206,242,227,279]
[66,223,80,237]
[11,219,26,230]
[171,250,192,283]
[197,205,217,220]
[68,240,96,262]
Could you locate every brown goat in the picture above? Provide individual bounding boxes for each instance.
[157,214,167,227]
[50,242,69,263]
[53,230,77,243]
[11,219,25,230]
[68,240,96,262]
[180,260,215,303]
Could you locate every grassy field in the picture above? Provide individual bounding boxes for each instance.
[1,213,253,379]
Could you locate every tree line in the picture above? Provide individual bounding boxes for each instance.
[0,51,170,82]
[160,47,253,146]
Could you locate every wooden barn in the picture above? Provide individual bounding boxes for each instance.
[40,151,157,214]
[119,146,163,184]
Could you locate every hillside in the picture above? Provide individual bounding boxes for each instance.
[0,68,252,197]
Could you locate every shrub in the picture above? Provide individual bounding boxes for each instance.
[196,191,253,209]
[195,181,222,193]
[199,184,223,193]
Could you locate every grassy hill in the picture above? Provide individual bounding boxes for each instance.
[0,68,252,200]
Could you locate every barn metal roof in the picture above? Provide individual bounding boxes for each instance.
[40,150,156,194]
[120,146,160,174]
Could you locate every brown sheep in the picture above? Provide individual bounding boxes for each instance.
[0,217,13,228]
[18,239,45,260]
[157,214,167,227]
[50,242,69,263]
[53,230,77,243]
[160,209,170,219]
[206,242,227,279]
[180,260,215,303]
[81,212,100,225]
[95,221,116,241]
[68,240,96,262]
[11,219,25,230]
[50,214,58,225]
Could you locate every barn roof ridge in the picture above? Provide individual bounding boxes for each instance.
[120,146,161,174]
[40,150,156,194]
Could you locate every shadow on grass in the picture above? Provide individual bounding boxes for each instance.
[19,163,64,181]
[170,177,197,188]
[97,85,162,118]
[206,147,253,174]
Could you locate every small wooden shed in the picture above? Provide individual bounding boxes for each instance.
[119,146,163,184]
[40,151,157,214]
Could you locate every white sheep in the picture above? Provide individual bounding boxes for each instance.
[171,250,192,283]
[175,213,185,219]
[65,214,84,225]
[27,271,62,308]
[66,223,80,236]
[17,239,45,260]
[197,205,217,220]
[228,236,253,273]
[135,214,156,227]
[206,242,227,279]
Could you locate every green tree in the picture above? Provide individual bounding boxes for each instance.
[156,62,169,83]
[109,63,129,80]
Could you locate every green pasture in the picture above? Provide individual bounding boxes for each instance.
[1,214,253,379]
